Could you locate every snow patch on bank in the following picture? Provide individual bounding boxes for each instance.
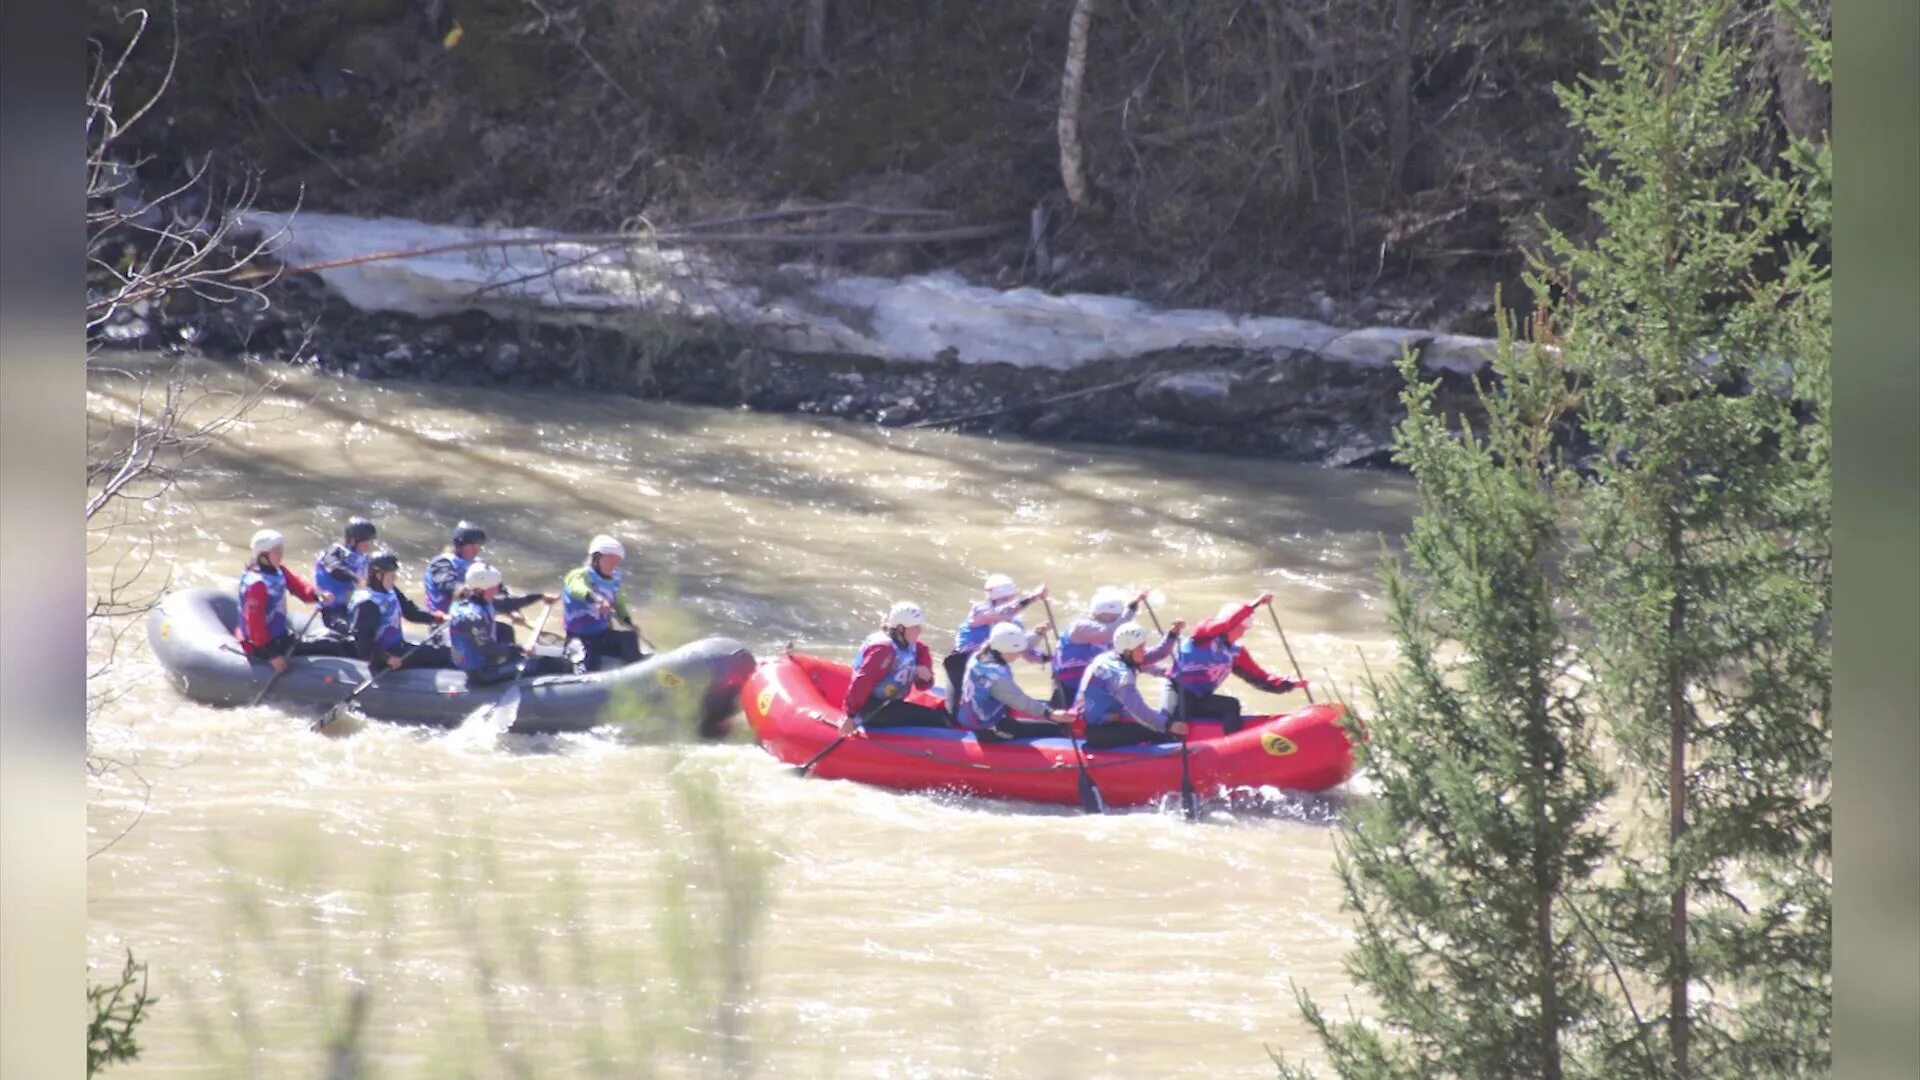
[247,211,1495,374]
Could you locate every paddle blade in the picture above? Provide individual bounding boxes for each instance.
[487,685,524,735]
[1077,771,1105,814]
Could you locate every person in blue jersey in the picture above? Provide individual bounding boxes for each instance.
[561,534,644,674]
[234,528,354,668]
[942,573,1049,715]
[313,517,379,634]
[446,562,558,685]
[1073,622,1188,749]
[957,622,1076,742]
[1050,586,1181,706]
[348,551,449,670]
[1162,593,1308,733]
[424,521,490,616]
[838,601,948,732]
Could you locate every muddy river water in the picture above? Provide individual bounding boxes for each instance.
[87,356,1417,1078]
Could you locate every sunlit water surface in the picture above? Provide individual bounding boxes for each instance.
[87,356,1416,1078]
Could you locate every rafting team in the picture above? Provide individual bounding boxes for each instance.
[234,517,644,685]
[236,517,1308,746]
[844,577,1309,749]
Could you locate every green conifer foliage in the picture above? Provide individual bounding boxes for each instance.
[1280,314,1623,1080]
[1549,1,1830,1075]
[1283,1,1828,1076]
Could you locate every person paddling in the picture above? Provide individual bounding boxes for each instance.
[943,574,1049,713]
[447,562,559,685]
[348,551,449,671]
[1164,592,1309,733]
[425,521,490,615]
[561,534,644,673]
[839,601,949,733]
[235,528,353,669]
[1073,622,1187,749]
[1051,586,1180,706]
[957,622,1077,741]
[313,517,379,634]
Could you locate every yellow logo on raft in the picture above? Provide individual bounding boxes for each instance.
[159,620,172,641]
[656,669,685,690]
[756,686,775,718]
[1260,731,1298,757]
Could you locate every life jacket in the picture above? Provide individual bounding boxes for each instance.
[448,596,496,671]
[1052,616,1115,689]
[952,599,1019,654]
[1074,651,1141,727]
[1173,634,1241,696]
[313,544,367,610]
[853,631,918,704]
[562,563,623,636]
[425,553,472,613]
[236,564,289,642]
[956,650,1014,731]
[350,586,405,652]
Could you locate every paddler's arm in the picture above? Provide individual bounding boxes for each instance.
[1142,621,1185,664]
[841,642,891,721]
[1232,650,1303,694]
[988,674,1053,716]
[1114,677,1174,731]
[396,589,442,625]
[911,641,936,687]
[493,591,555,615]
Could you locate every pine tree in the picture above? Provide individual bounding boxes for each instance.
[1281,1,1829,1076]
[1543,0,1831,1075]
[1279,312,1623,1080]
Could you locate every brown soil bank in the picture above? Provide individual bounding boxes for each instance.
[90,0,1824,335]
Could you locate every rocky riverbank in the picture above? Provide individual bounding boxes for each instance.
[107,222,1504,469]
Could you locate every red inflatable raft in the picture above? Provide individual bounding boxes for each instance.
[743,653,1359,808]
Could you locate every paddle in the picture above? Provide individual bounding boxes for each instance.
[1139,594,1164,635]
[1062,711,1106,814]
[1174,669,1198,821]
[314,621,449,731]
[475,600,554,736]
[1264,602,1316,703]
[792,731,852,777]
[250,604,325,707]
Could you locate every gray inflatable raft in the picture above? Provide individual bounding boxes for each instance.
[147,588,755,737]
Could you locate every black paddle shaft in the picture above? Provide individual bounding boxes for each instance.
[793,732,852,777]
[1174,649,1198,821]
[317,622,450,729]
[251,604,326,708]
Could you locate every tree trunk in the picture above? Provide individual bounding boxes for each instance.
[1058,0,1097,211]
[1386,0,1414,203]
[1768,4,1828,144]
[804,0,829,71]
[1666,508,1691,1080]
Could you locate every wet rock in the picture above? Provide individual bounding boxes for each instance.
[1027,408,1071,437]
[1136,368,1284,426]
[1127,417,1201,448]
[876,404,918,427]
[488,342,521,376]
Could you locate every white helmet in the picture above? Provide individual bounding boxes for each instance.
[885,601,924,629]
[983,573,1017,601]
[987,622,1029,655]
[589,534,625,560]
[249,528,285,556]
[1112,622,1151,653]
[1091,586,1130,620]
[1216,601,1244,623]
[464,561,504,591]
